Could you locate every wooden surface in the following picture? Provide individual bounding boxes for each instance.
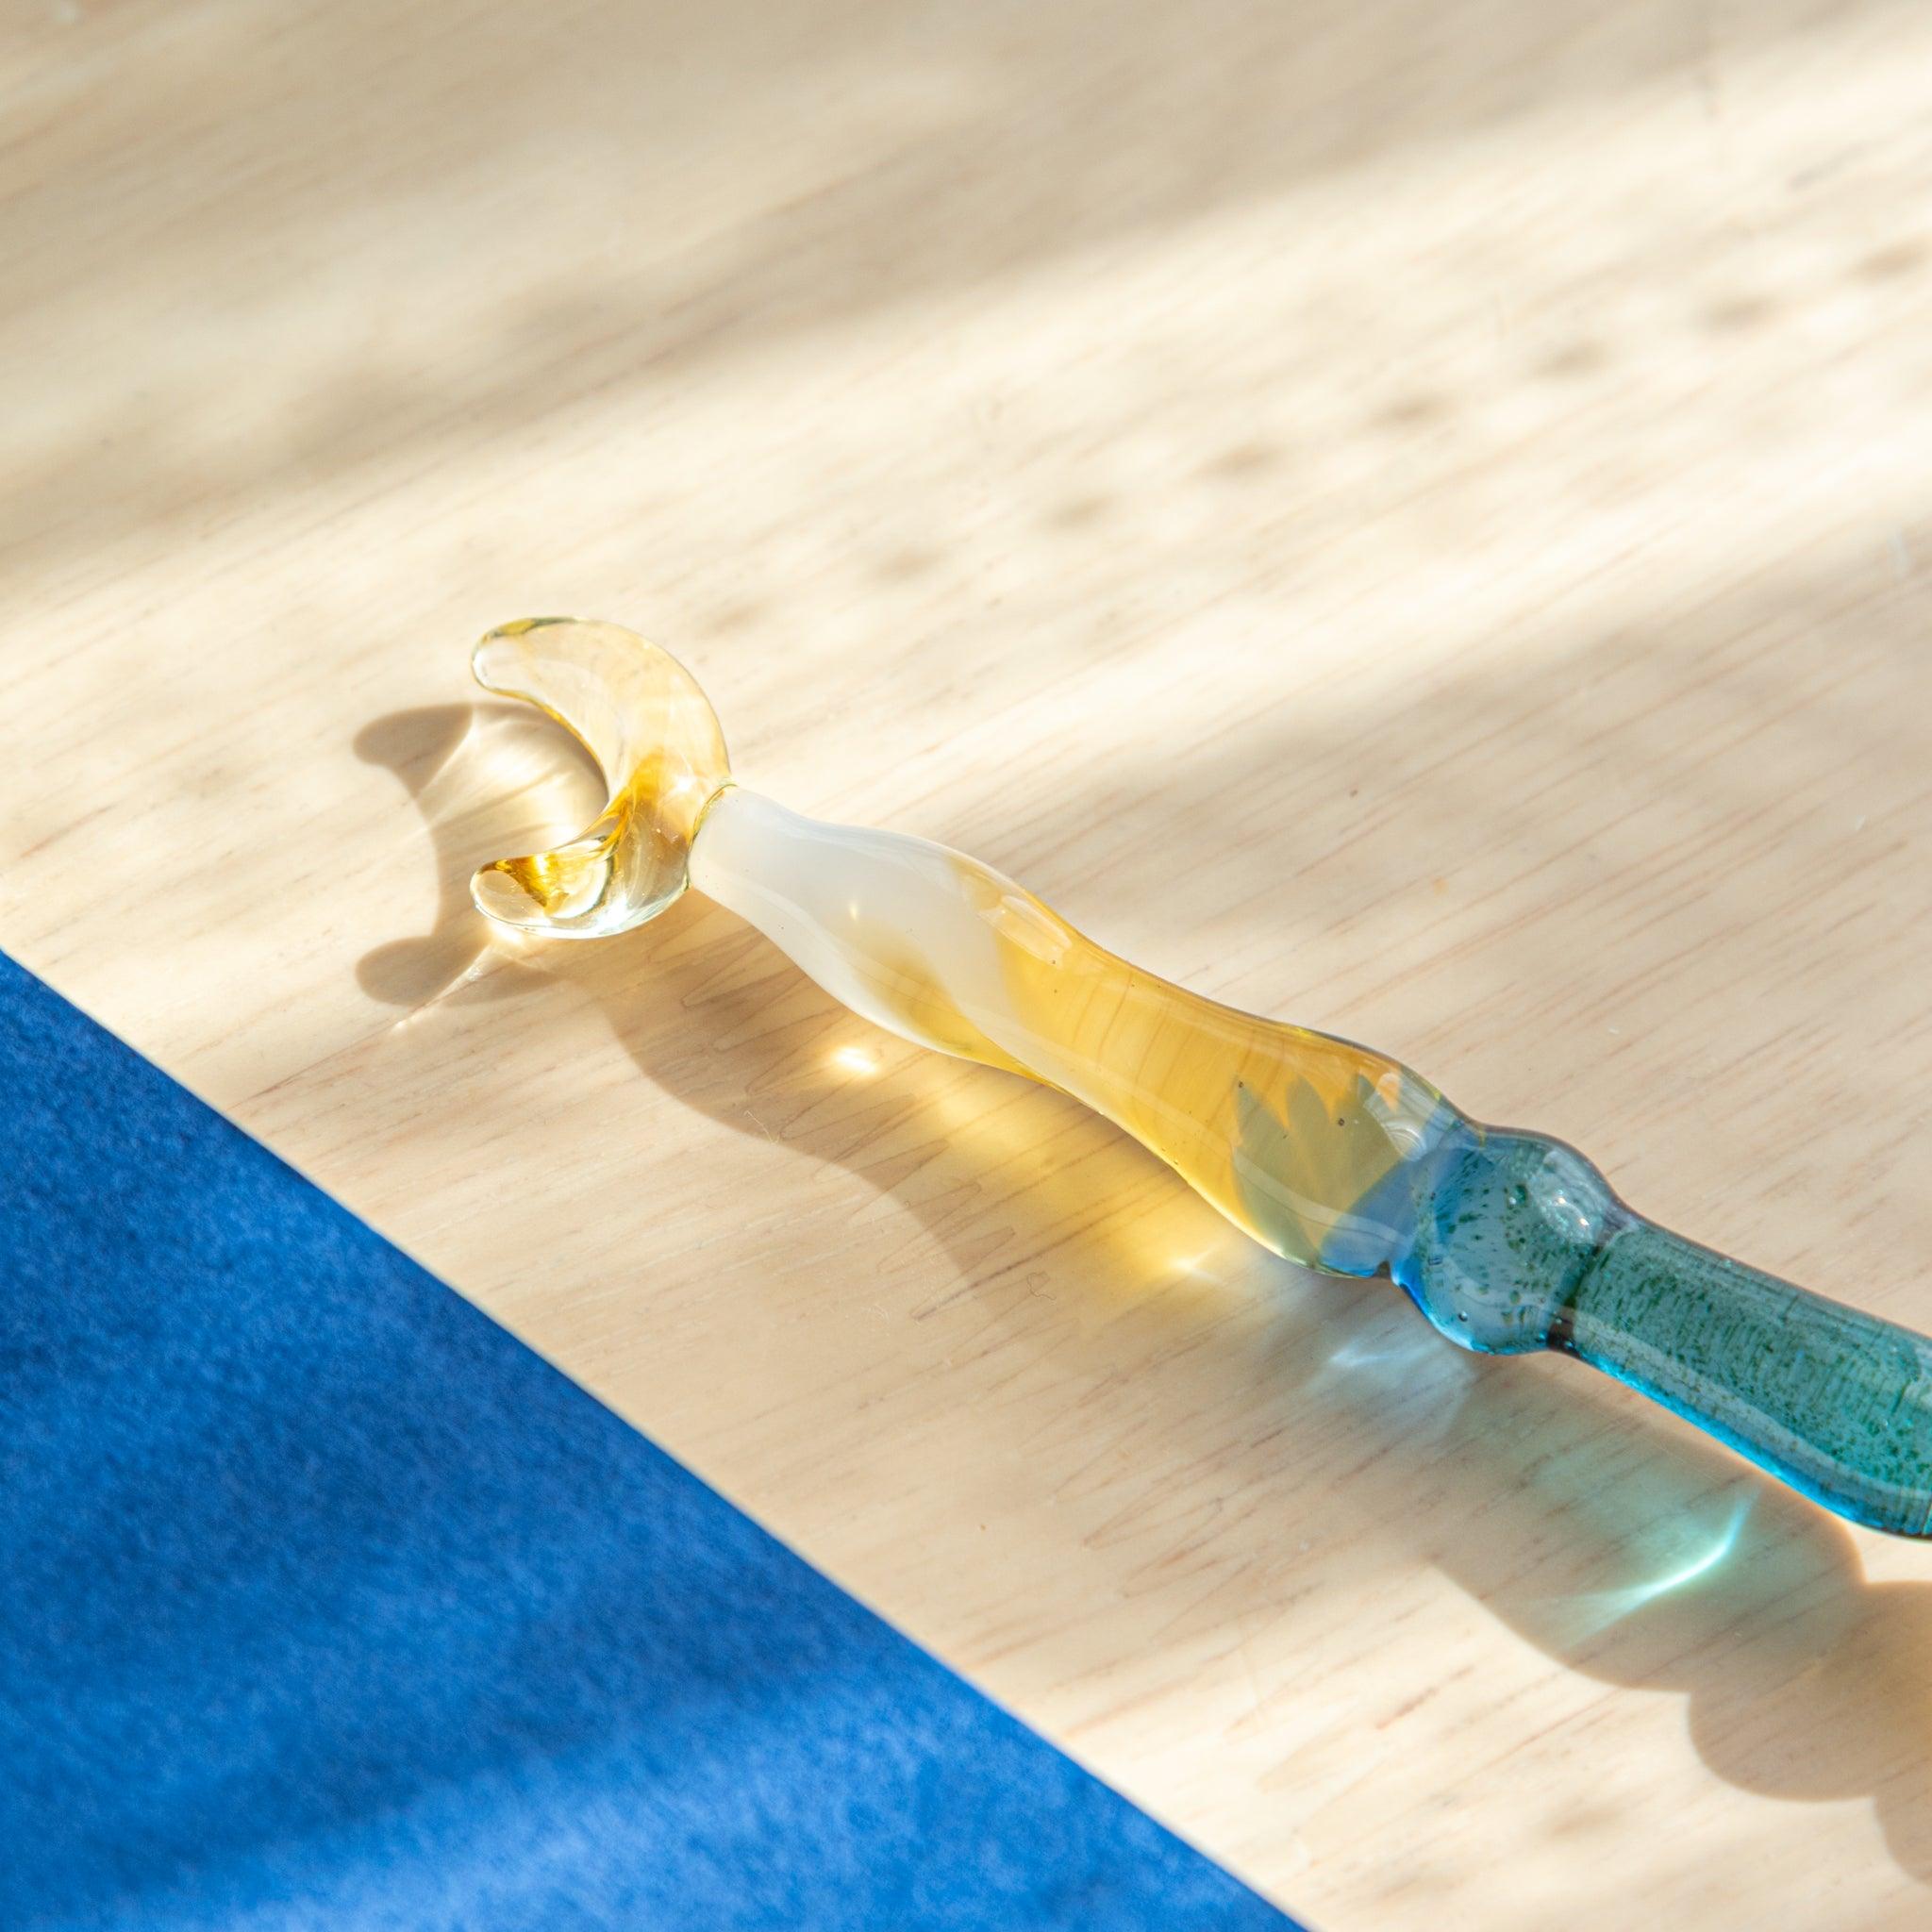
[6,2,1932,1924]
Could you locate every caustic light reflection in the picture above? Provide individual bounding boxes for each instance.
[1561,1495,1755,1640]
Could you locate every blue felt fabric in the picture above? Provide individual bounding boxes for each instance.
[0,954,1292,1932]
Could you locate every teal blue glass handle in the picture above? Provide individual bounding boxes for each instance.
[1565,1223,1932,1539]
[1396,1125,1932,1537]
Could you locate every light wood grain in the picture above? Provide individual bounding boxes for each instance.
[6,0,1932,1923]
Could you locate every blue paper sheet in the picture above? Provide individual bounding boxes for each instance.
[0,955,1293,1931]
